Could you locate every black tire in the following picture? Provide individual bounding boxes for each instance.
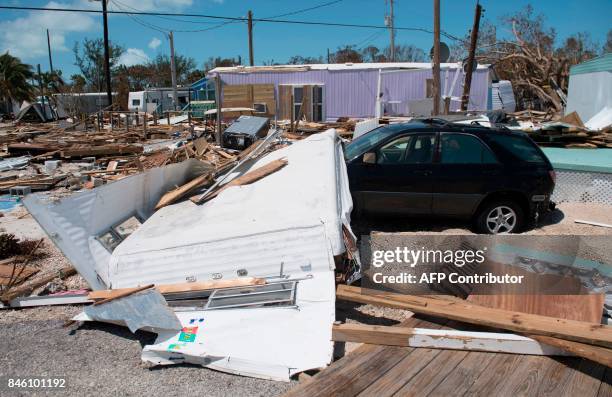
[475,200,524,234]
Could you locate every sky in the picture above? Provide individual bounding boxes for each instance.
[0,0,610,78]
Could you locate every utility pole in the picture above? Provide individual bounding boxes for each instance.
[432,0,441,115]
[327,48,331,63]
[461,1,482,111]
[388,0,395,62]
[46,29,54,74]
[101,0,113,107]
[37,64,46,119]
[168,31,178,111]
[247,10,254,66]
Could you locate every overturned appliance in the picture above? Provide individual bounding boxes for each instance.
[223,115,269,150]
[25,130,354,381]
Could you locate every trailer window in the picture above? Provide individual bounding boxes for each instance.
[132,99,141,107]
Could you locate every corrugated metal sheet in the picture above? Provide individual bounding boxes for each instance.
[217,67,490,119]
[570,53,612,75]
[224,115,268,136]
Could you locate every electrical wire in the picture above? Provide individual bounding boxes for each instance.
[0,5,461,40]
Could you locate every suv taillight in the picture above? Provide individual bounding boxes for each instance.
[549,170,556,184]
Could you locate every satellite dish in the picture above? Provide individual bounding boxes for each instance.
[429,42,450,62]
[462,57,478,73]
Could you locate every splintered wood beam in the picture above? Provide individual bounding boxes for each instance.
[332,323,571,356]
[336,285,612,349]
[154,171,214,210]
[191,158,288,204]
[528,334,612,368]
[88,277,267,300]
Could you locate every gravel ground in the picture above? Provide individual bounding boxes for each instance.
[0,306,296,397]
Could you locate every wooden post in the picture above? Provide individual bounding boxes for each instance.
[215,75,222,145]
[143,112,148,139]
[126,113,130,132]
[432,0,441,115]
[154,112,158,126]
[461,1,482,111]
[167,112,171,126]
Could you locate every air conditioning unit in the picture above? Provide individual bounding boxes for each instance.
[253,103,267,113]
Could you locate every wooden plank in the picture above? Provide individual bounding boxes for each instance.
[0,264,39,286]
[93,284,154,306]
[535,356,582,396]
[88,277,267,300]
[597,367,612,397]
[428,351,497,396]
[332,324,570,355]
[355,320,447,397]
[154,171,213,210]
[195,158,288,204]
[1,266,76,301]
[463,354,526,395]
[283,316,425,397]
[336,285,612,348]
[467,293,605,323]
[529,334,612,368]
[392,349,469,396]
[565,359,606,397]
[492,355,557,396]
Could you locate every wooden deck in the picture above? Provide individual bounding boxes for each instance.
[284,315,612,396]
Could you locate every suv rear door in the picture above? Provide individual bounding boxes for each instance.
[352,133,436,215]
[431,132,502,216]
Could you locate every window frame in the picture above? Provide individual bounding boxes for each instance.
[375,132,437,165]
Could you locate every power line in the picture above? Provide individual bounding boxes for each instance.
[266,0,345,19]
[0,5,461,40]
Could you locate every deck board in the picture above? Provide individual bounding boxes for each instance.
[282,315,606,397]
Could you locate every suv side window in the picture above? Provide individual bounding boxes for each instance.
[486,134,547,163]
[378,135,434,165]
[440,133,497,164]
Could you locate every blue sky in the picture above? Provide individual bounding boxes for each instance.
[0,0,610,77]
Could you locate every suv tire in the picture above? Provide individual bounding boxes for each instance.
[475,200,524,234]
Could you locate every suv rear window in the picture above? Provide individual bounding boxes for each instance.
[486,134,547,163]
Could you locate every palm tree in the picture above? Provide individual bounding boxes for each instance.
[0,52,34,115]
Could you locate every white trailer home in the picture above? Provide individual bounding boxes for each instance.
[128,87,190,114]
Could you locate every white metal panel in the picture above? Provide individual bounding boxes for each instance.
[110,130,352,288]
[23,159,211,289]
[141,270,336,382]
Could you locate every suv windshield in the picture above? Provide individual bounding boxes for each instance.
[344,124,408,160]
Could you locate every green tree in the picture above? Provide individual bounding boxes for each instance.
[73,38,125,91]
[0,52,34,114]
[70,74,87,92]
[145,54,196,86]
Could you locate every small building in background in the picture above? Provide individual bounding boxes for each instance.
[53,92,117,117]
[566,53,612,123]
[207,62,501,121]
[127,88,190,114]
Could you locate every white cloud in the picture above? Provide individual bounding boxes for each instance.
[148,37,162,50]
[109,0,194,12]
[0,1,97,60]
[118,48,150,66]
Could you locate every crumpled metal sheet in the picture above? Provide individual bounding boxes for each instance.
[73,289,181,333]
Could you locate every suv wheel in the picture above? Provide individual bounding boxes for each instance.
[475,200,523,234]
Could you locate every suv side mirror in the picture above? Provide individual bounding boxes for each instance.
[363,152,377,164]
